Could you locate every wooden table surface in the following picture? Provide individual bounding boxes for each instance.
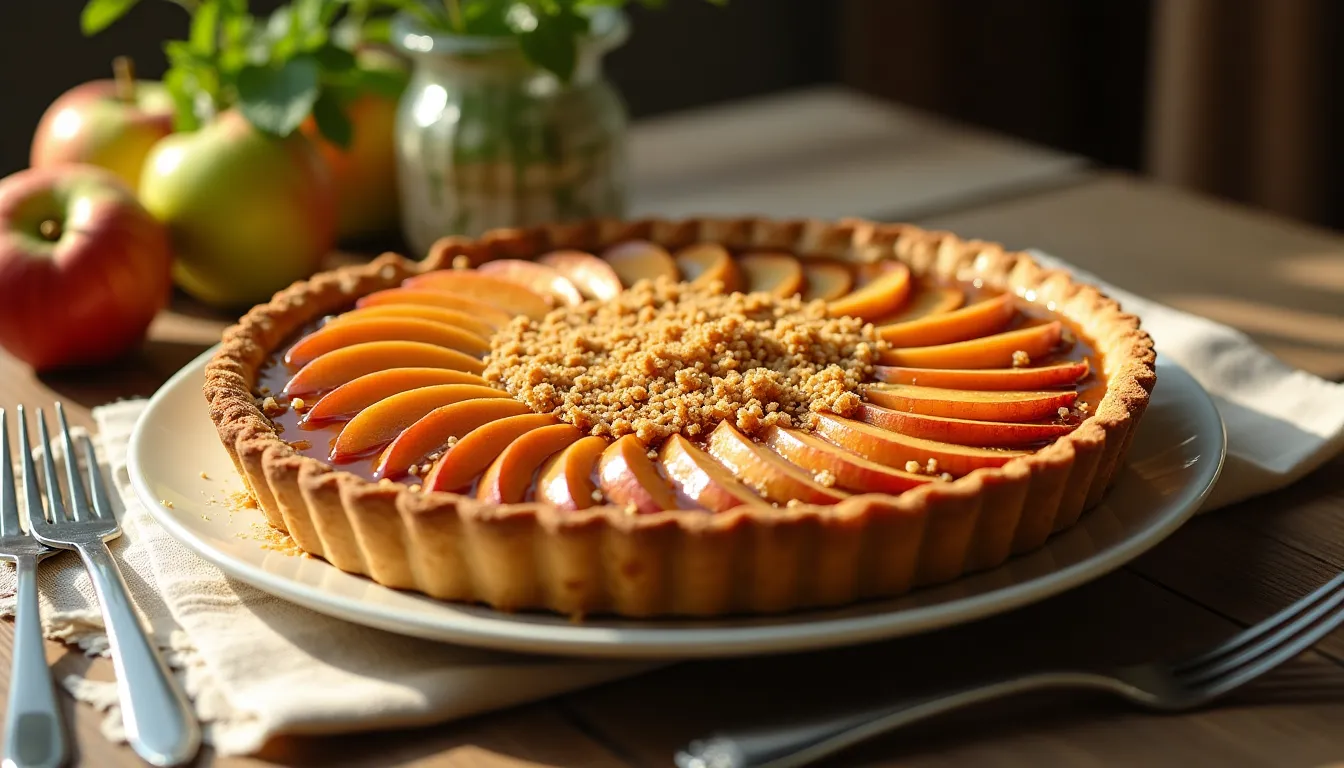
[4,89,1344,767]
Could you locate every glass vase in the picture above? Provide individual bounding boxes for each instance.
[390,9,630,256]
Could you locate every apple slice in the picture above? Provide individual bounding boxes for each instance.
[477,258,584,307]
[323,305,496,339]
[880,321,1063,369]
[801,260,854,301]
[597,434,681,513]
[674,243,741,293]
[403,271,555,320]
[863,382,1077,422]
[535,435,608,511]
[356,288,514,329]
[813,413,1031,476]
[759,425,933,494]
[601,240,680,288]
[303,367,493,423]
[476,423,585,504]
[658,434,767,512]
[374,398,533,479]
[330,383,511,461]
[827,262,911,320]
[422,412,558,493]
[873,359,1091,390]
[738,252,804,297]
[283,318,490,368]
[538,250,624,301]
[877,292,1016,347]
[705,421,848,504]
[284,341,487,397]
[856,403,1075,447]
[876,282,965,324]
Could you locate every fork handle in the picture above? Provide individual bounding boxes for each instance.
[674,671,1114,768]
[3,555,68,768]
[76,541,200,767]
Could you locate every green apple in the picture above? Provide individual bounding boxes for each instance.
[29,75,175,193]
[139,109,336,308]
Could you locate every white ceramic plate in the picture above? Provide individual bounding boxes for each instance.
[129,349,1224,659]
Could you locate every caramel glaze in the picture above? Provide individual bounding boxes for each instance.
[252,257,1105,509]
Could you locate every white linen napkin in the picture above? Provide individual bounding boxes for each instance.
[1,250,1342,755]
[1028,250,1344,510]
[0,401,655,755]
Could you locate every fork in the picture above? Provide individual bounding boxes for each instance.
[1,408,69,768]
[675,568,1344,768]
[19,403,200,767]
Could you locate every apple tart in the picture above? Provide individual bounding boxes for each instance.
[203,217,1155,618]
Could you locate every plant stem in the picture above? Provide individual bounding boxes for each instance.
[445,0,464,32]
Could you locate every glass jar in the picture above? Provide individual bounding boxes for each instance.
[390,9,630,256]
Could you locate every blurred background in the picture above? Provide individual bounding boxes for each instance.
[4,0,1342,231]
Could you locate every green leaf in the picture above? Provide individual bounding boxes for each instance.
[81,0,140,35]
[313,43,357,72]
[331,63,409,98]
[462,0,514,35]
[296,0,326,28]
[236,55,321,137]
[353,16,392,44]
[189,0,220,55]
[261,5,306,61]
[162,67,202,132]
[311,89,354,148]
[219,11,255,72]
[511,5,586,81]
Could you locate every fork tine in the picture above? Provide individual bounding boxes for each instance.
[0,409,19,537]
[1175,570,1344,674]
[34,408,70,523]
[1191,584,1344,699]
[55,403,92,522]
[82,434,114,521]
[1179,575,1344,686]
[16,406,49,528]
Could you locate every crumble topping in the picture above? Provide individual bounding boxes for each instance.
[483,278,885,443]
[904,459,951,479]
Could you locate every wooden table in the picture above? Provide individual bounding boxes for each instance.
[4,87,1344,767]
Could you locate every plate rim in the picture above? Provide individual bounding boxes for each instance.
[129,347,1226,658]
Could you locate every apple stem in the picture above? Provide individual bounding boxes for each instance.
[113,56,136,103]
[39,220,62,242]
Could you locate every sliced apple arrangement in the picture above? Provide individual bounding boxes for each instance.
[252,238,1101,514]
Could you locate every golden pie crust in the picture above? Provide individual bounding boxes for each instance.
[203,217,1156,618]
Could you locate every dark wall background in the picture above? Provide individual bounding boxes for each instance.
[838,0,1153,172]
[0,0,839,179]
[2,1,1159,185]
[1,1,1155,177]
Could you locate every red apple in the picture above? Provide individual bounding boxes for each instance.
[139,109,336,308]
[30,61,174,193]
[0,164,172,371]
